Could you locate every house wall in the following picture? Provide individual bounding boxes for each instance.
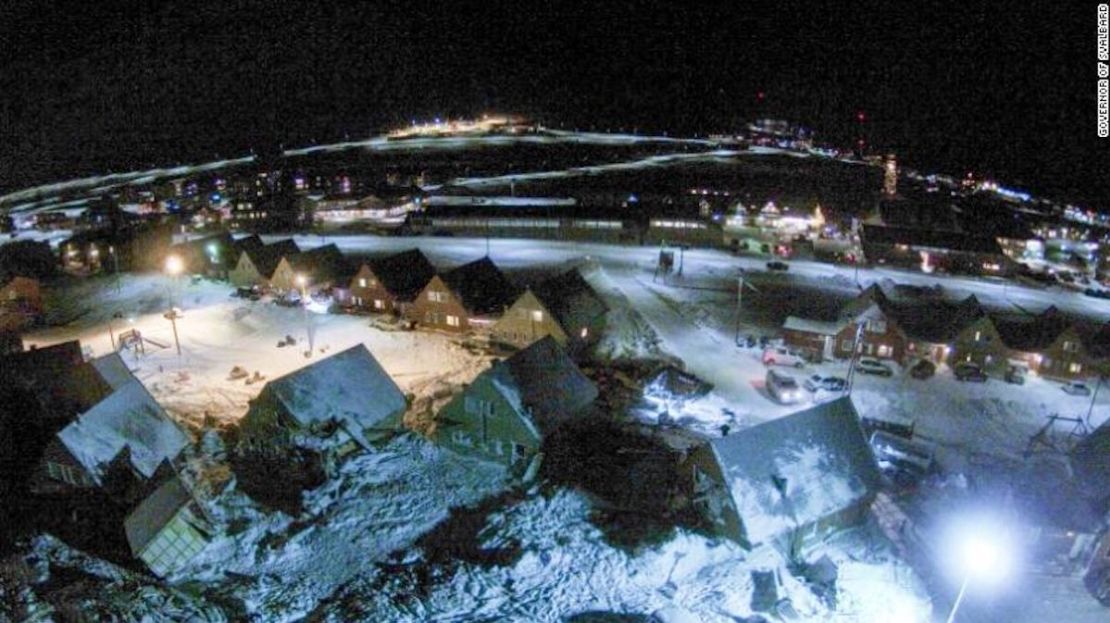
[783,328,832,360]
[269,258,299,292]
[229,253,265,288]
[685,445,746,547]
[1037,329,1091,381]
[138,506,209,577]
[348,265,399,313]
[33,439,97,495]
[490,291,568,350]
[435,374,541,466]
[949,317,1009,372]
[831,318,904,361]
[408,275,470,333]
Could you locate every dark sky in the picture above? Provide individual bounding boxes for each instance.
[1,1,1107,209]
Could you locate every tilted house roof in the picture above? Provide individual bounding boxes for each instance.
[529,269,608,333]
[256,343,406,449]
[1071,419,1110,515]
[364,248,436,302]
[90,352,135,390]
[1,341,114,431]
[705,396,880,547]
[57,377,190,484]
[442,257,518,316]
[485,336,597,436]
[124,472,198,555]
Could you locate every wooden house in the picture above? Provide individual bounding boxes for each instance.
[228,238,300,288]
[348,249,436,315]
[124,472,212,578]
[269,243,352,294]
[238,344,407,460]
[0,276,44,331]
[435,336,597,468]
[409,257,517,333]
[683,396,880,552]
[995,307,1091,380]
[783,285,905,362]
[490,269,608,357]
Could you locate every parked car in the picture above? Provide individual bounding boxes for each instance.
[766,260,789,272]
[803,374,847,392]
[766,369,802,404]
[856,358,893,377]
[762,346,806,367]
[1004,366,1026,385]
[869,430,936,488]
[953,362,988,382]
[1084,287,1110,299]
[910,359,936,379]
[1061,381,1092,396]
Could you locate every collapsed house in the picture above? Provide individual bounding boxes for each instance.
[435,336,597,468]
[684,396,881,552]
[124,472,212,578]
[238,343,408,461]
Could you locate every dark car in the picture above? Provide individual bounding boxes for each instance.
[803,375,847,392]
[766,261,789,271]
[1084,287,1110,299]
[953,362,988,382]
[1004,366,1026,385]
[910,359,936,379]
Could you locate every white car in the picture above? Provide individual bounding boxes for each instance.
[856,358,894,377]
[767,369,803,404]
[762,346,806,368]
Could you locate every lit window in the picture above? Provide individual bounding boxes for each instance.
[877,344,893,358]
[1069,362,1083,374]
[974,331,981,341]
[866,319,886,334]
[359,278,367,288]
[580,327,588,339]
[446,315,460,327]
[373,299,385,309]
[531,310,543,322]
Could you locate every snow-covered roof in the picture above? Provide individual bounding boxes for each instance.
[58,379,189,483]
[259,343,406,449]
[90,352,134,390]
[486,336,597,435]
[707,396,880,547]
[782,316,843,335]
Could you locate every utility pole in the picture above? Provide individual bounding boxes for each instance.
[1086,375,1104,429]
[846,322,865,395]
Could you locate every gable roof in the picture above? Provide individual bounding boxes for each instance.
[287,243,353,284]
[992,308,1074,352]
[232,234,265,255]
[242,239,301,278]
[529,269,608,332]
[90,352,135,390]
[442,257,518,316]
[57,378,190,483]
[486,336,597,435]
[364,248,437,302]
[882,295,984,343]
[124,473,197,555]
[258,343,406,449]
[706,396,880,546]
[0,341,114,430]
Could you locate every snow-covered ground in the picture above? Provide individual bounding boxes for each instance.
[25,274,492,429]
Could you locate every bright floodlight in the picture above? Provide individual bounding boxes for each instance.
[939,511,1020,623]
[165,255,183,275]
[295,274,307,286]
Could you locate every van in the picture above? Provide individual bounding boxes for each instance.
[766,369,802,404]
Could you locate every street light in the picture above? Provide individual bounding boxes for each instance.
[164,255,184,356]
[940,512,1019,623]
[296,273,313,357]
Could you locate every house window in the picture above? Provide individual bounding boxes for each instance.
[531,310,544,323]
[359,278,367,288]
[1069,362,1083,374]
[373,299,385,310]
[580,327,589,339]
[840,339,853,351]
[464,396,477,414]
[446,315,460,327]
[428,291,447,303]
[1063,340,1079,353]
[974,331,981,342]
[877,344,893,358]
[511,442,527,463]
[46,461,88,486]
[866,319,886,334]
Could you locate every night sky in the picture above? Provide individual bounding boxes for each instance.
[1,1,1106,208]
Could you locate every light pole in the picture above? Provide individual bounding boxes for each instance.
[164,255,183,356]
[297,273,313,358]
